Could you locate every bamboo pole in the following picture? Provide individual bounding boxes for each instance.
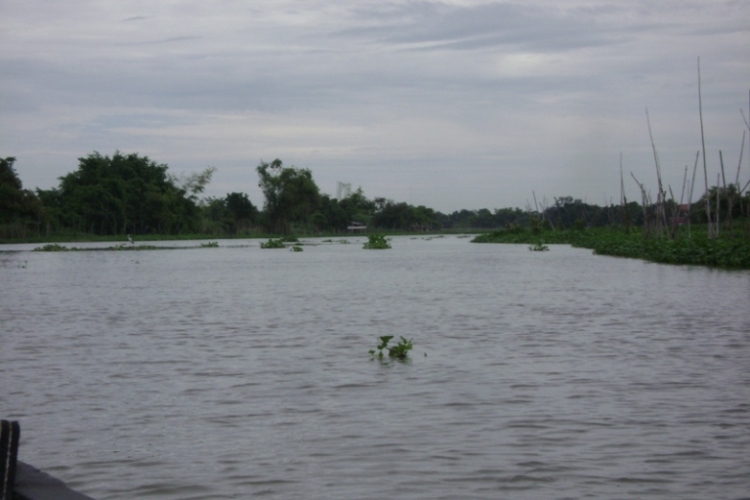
[680,165,688,209]
[720,151,731,234]
[716,173,721,238]
[698,58,713,238]
[620,154,631,231]
[672,165,688,237]
[688,151,699,238]
[631,172,650,236]
[736,131,746,220]
[646,108,668,237]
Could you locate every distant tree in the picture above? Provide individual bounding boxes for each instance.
[0,157,45,238]
[225,192,258,234]
[170,166,216,202]
[313,187,378,233]
[1,157,24,224]
[201,196,229,235]
[474,208,495,228]
[53,151,203,235]
[339,187,376,224]
[316,195,346,232]
[371,199,433,230]
[256,159,321,233]
[448,209,478,228]
[0,157,21,191]
[494,207,527,228]
[200,192,258,235]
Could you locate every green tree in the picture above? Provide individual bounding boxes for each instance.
[256,159,321,233]
[224,192,258,234]
[170,167,216,203]
[53,151,203,235]
[372,199,419,230]
[316,194,347,231]
[1,157,45,238]
[339,187,375,225]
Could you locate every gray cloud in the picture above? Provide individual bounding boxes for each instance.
[338,2,623,52]
[1,0,749,212]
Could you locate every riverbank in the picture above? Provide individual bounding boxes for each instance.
[472,227,750,269]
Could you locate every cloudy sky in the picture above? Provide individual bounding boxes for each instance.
[2,0,749,213]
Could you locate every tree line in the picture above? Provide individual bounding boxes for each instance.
[2,152,749,240]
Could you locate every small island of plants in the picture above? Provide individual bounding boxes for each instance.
[369,335,414,361]
[363,234,391,249]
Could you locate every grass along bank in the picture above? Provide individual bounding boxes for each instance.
[472,227,750,269]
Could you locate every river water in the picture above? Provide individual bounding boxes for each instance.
[1,236,749,499]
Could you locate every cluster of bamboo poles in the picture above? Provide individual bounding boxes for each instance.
[625,58,750,239]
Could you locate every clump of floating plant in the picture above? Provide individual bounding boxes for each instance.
[109,243,162,251]
[369,335,413,362]
[363,234,391,249]
[200,241,219,248]
[529,241,549,252]
[260,238,285,249]
[34,244,70,252]
[291,245,303,252]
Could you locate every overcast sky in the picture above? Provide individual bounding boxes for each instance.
[2,0,749,213]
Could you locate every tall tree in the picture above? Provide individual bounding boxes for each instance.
[1,157,24,223]
[225,192,258,234]
[1,157,45,237]
[256,159,320,233]
[53,151,204,235]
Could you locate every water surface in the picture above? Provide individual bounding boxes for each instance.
[2,236,749,499]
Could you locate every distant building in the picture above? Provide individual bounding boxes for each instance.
[347,221,367,232]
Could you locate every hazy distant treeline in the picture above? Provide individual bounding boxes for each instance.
[2,152,748,240]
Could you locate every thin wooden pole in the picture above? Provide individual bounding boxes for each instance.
[688,151,699,237]
[646,109,668,237]
[716,173,721,238]
[720,151,731,234]
[698,58,713,238]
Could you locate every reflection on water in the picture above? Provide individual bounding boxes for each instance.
[2,236,749,499]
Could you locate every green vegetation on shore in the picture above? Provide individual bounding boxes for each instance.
[472,227,750,269]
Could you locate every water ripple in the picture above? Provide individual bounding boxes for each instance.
[2,238,749,499]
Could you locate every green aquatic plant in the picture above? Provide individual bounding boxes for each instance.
[529,242,549,252]
[472,226,750,269]
[291,245,303,252]
[388,336,414,359]
[260,238,286,249]
[200,241,219,248]
[34,244,70,252]
[363,233,391,249]
[108,243,162,251]
[369,335,413,361]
